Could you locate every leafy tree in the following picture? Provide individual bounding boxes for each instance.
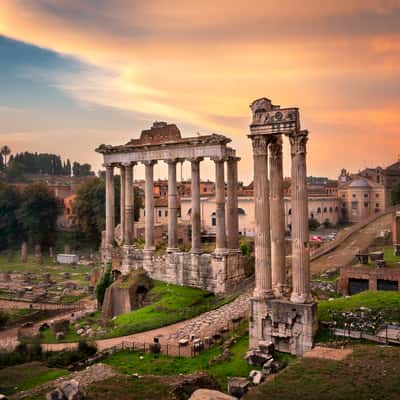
[73,162,94,177]
[309,217,320,231]
[0,154,4,171]
[17,183,60,248]
[95,264,113,306]
[239,239,251,256]
[5,160,24,182]
[391,183,400,206]
[0,183,22,250]
[0,145,11,167]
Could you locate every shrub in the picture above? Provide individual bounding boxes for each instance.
[309,218,320,230]
[77,340,97,357]
[95,263,113,306]
[240,240,251,257]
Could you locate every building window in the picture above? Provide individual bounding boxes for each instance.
[288,208,292,215]
[238,208,246,215]
[351,201,358,210]
[165,210,168,217]
[335,206,339,212]
[211,212,216,226]
[158,210,162,217]
[188,208,192,216]
[376,203,380,208]
[364,193,369,198]
[317,207,321,214]
[376,193,379,198]
[323,207,327,213]
[329,207,333,213]
[364,202,369,208]
[352,194,356,198]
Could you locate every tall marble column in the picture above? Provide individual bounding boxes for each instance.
[214,158,227,254]
[269,136,286,297]
[251,136,273,299]
[227,156,240,250]
[289,130,311,303]
[190,158,203,253]
[119,165,126,242]
[105,164,115,262]
[124,162,135,246]
[166,159,178,252]
[144,160,156,251]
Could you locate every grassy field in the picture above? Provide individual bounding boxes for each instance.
[40,281,236,343]
[318,290,400,321]
[0,361,68,396]
[244,345,400,400]
[104,329,292,391]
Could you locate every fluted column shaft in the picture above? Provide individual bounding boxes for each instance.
[191,158,202,253]
[144,161,156,251]
[105,165,115,247]
[269,136,286,297]
[119,166,126,241]
[214,158,227,253]
[289,131,310,303]
[124,163,135,245]
[251,136,273,298]
[227,157,240,250]
[167,159,178,251]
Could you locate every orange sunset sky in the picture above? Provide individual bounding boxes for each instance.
[0,1,399,182]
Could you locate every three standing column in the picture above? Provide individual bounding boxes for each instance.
[105,164,115,262]
[214,158,227,254]
[251,136,274,299]
[269,136,286,297]
[166,159,179,252]
[289,131,311,303]
[227,156,240,250]
[190,158,203,253]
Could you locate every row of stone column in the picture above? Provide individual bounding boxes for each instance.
[104,156,240,260]
[250,131,310,304]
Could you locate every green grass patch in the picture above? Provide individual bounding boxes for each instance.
[0,361,68,395]
[243,345,400,400]
[104,331,293,391]
[318,290,400,321]
[108,281,236,338]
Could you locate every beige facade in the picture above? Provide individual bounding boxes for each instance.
[338,177,386,223]
[179,195,341,236]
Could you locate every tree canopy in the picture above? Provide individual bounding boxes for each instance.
[17,183,60,247]
[0,183,22,250]
[74,175,142,244]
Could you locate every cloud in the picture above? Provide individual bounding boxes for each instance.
[0,0,399,181]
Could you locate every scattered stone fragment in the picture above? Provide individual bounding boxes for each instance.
[189,388,236,400]
[227,377,249,398]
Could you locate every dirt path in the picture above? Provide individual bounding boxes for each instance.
[310,212,393,274]
[303,346,353,361]
[42,289,251,354]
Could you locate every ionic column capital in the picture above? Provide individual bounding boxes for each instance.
[121,161,138,167]
[227,156,241,163]
[211,156,227,164]
[289,130,308,156]
[142,160,157,167]
[188,157,204,164]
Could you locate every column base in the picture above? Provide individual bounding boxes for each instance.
[214,248,229,256]
[121,244,138,275]
[167,247,179,253]
[191,248,202,254]
[290,291,312,304]
[253,287,274,300]
[228,248,241,254]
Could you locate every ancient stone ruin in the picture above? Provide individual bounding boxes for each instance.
[96,122,247,294]
[247,97,318,356]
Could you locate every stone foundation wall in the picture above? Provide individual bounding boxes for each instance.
[111,248,250,294]
[249,298,318,356]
